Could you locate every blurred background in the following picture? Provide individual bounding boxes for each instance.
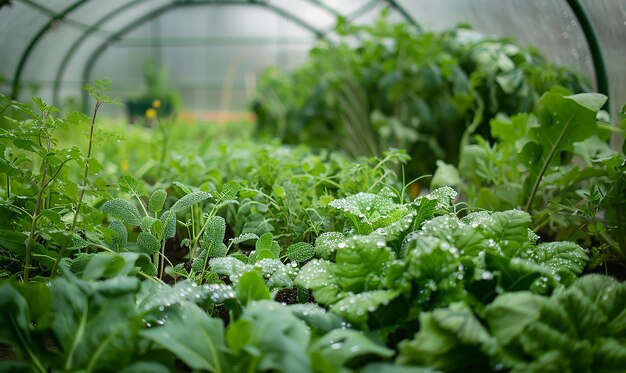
[0,0,624,121]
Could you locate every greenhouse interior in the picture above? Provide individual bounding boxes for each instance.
[1,0,625,371]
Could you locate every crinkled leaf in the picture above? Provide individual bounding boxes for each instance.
[159,211,177,240]
[119,174,148,197]
[398,302,493,371]
[230,232,259,245]
[109,220,128,251]
[101,198,142,226]
[136,232,160,255]
[517,241,588,286]
[286,242,315,262]
[169,191,212,213]
[487,275,626,372]
[140,216,158,232]
[149,189,167,213]
[314,232,344,259]
[201,216,226,258]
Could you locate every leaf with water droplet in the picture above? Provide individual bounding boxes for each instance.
[286,242,315,262]
[310,329,394,369]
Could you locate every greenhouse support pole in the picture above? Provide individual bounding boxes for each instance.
[385,0,418,27]
[565,0,610,110]
[10,0,89,100]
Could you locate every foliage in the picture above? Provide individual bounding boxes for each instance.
[436,88,626,266]
[252,11,588,178]
[0,74,623,372]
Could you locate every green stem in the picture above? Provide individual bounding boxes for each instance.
[51,101,102,278]
[524,110,577,212]
[24,112,51,283]
[5,175,9,199]
[11,318,47,373]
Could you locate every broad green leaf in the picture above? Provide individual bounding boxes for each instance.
[149,189,167,213]
[101,198,142,226]
[332,235,394,293]
[517,241,588,286]
[210,257,250,283]
[288,303,344,334]
[398,302,493,371]
[431,160,462,189]
[136,232,160,255]
[82,253,126,280]
[295,259,341,305]
[169,191,212,213]
[330,290,399,326]
[253,258,295,289]
[52,274,142,371]
[286,242,315,262]
[227,300,310,373]
[328,188,403,234]
[235,271,270,305]
[411,186,457,229]
[310,329,394,370]
[119,174,147,197]
[141,303,228,372]
[484,291,546,345]
[484,252,545,292]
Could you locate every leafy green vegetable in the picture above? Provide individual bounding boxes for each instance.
[142,303,228,372]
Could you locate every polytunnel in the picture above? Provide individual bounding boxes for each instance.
[0,0,624,116]
[1,2,626,372]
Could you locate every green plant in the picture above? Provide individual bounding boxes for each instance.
[252,11,588,178]
[434,89,626,267]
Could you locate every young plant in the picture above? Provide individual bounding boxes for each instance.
[50,79,121,279]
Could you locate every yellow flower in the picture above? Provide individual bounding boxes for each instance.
[151,99,161,108]
[145,107,157,120]
[120,159,129,173]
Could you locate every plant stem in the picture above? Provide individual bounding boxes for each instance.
[524,110,577,213]
[50,101,102,278]
[24,112,51,283]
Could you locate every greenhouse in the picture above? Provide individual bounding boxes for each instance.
[0,0,625,371]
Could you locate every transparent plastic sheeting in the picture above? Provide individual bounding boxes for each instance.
[0,0,624,117]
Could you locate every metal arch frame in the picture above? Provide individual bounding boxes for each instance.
[565,0,610,111]
[79,0,326,111]
[5,0,609,111]
[52,0,147,106]
[10,0,89,99]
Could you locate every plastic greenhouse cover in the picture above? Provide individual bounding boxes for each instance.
[0,0,624,117]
